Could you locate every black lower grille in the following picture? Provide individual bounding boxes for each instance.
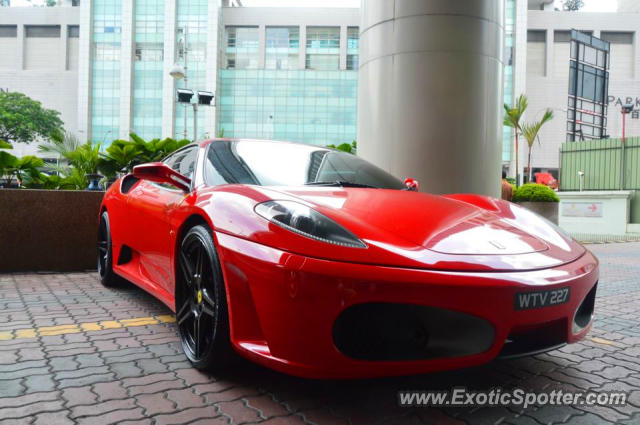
[332,303,494,361]
[498,318,567,359]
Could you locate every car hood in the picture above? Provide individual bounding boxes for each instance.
[261,187,585,272]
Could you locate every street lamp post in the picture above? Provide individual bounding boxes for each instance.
[169,27,215,142]
[620,103,634,190]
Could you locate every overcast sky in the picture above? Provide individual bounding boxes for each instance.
[9,0,618,10]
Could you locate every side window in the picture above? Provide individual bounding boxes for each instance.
[163,147,197,181]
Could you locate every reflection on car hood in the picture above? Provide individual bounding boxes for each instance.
[268,186,584,272]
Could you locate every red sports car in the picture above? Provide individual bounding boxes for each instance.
[98,139,598,379]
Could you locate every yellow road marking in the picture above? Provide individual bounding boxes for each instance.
[591,337,614,345]
[0,315,176,341]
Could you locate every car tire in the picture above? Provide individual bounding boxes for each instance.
[97,211,120,287]
[176,225,235,372]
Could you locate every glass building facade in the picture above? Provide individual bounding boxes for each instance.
[218,25,357,145]
[305,26,340,70]
[90,0,122,142]
[265,27,299,70]
[174,0,209,140]
[502,0,515,163]
[226,26,259,69]
[132,0,164,140]
[346,26,359,70]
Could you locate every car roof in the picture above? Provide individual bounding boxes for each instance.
[198,138,331,150]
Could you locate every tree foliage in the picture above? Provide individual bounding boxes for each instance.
[0,91,64,145]
[562,0,584,11]
[522,109,554,183]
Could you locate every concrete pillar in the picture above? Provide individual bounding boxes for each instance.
[61,24,68,71]
[16,24,24,71]
[339,25,347,70]
[544,29,552,77]
[634,31,640,80]
[358,0,504,197]
[258,24,266,69]
[299,24,306,69]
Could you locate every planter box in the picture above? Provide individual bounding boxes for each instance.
[518,201,559,225]
[0,189,104,272]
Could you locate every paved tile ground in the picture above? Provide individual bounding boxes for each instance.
[1,243,640,425]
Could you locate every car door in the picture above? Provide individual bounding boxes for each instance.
[126,146,198,293]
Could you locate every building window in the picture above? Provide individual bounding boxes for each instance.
[305,26,339,70]
[600,31,633,44]
[265,26,299,70]
[68,25,80,38]
[346,27,358,70]
[226,26,259,69]
[25,25,61,38]
[527,30,546,42]
[554,30,571,43]
[0,25,17,38]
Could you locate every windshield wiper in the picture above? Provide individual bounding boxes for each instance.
[305,181,377,188]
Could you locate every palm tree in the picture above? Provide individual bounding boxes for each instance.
[521,110,554,183]
[38,131,81,158]
[503,94,528,187]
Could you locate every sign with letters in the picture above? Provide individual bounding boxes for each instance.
[562,202,603,218]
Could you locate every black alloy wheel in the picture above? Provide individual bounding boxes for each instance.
[97,211,119,287]
[176,225,234,371]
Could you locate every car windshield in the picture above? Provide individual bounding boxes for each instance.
[204,140,405,189]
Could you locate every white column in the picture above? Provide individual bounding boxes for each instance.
[635,31,640,80]
[258,23,266,69]
[118,0,134,140]
[299,24,306,69]
[204,0,221,139]
[358,0,504,197]
[76,0,92,140]
[16,24,24,71]
[339,25,347,70]
[61,24,68,71]
[544,28,552,77]
[162,0,177,139]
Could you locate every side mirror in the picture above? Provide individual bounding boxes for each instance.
[404,177,419,191]
[132,162,191,192]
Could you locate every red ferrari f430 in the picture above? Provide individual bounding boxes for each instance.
[98,139,598,378]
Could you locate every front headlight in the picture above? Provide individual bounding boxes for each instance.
[255,200,366,248]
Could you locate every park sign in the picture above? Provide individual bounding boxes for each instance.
[566,29,610,142]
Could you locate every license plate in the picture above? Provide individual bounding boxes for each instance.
[515,287,570,310]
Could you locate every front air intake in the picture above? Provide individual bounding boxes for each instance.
[573,282,597,332]
[332,303,494,361]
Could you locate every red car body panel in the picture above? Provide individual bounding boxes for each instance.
[100,139,599,378]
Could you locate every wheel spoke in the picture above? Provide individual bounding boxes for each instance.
[201,289,216,317]
[193,312,201,357]
[195,247,204,282]
[176,300,193,325]
[179,250,194,287]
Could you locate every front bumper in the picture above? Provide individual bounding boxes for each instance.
[214,232,599,379]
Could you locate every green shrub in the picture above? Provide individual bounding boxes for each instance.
[512,183,559,203]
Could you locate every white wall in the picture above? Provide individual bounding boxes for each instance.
[0,7,80,157]
[523,10,640,172]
